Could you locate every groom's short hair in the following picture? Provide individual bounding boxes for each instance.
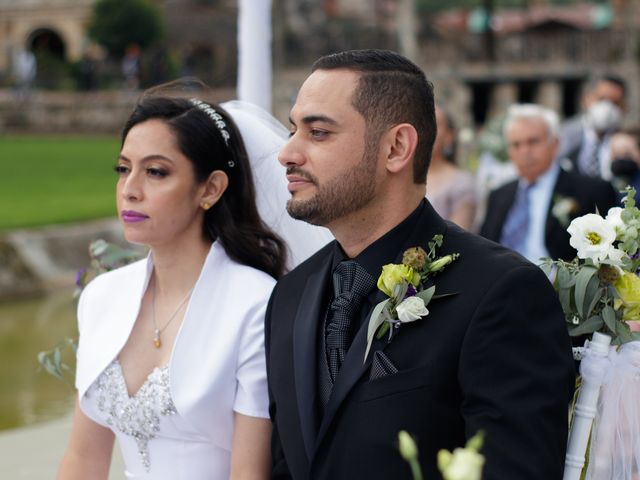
[312,49,436,184]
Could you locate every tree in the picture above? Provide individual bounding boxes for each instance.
[88,0,165,58]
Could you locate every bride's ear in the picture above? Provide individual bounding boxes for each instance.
[200,170,228,209]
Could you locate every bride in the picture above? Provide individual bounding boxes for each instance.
[57,83,331,479]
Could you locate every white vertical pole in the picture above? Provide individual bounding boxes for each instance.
[397,0,418,62]
[237,0,273,112]
[563,332,611,480]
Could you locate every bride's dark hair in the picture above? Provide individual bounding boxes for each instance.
[121,78,287,279]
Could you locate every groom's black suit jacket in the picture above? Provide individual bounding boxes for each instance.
[266,201,575,480]
[480,168,617,261]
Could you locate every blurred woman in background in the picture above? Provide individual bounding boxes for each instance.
[426,106,477,231]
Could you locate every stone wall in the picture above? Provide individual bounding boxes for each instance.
[0,87,236,133]
[0,218,130,300]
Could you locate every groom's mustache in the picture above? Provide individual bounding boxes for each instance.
[286,167,319,185]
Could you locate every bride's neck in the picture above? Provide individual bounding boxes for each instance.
[151,239,211,295]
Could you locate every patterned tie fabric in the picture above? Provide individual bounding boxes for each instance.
[320,260,375,405]
[581,139,603,177]
[500,183,532,255]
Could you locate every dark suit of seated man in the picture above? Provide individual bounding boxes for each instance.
[481,103,617,263]
[266,51,575,480]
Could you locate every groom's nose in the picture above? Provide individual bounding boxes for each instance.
[279,132,305,168]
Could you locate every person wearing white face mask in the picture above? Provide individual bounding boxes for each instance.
[558,74,627,180]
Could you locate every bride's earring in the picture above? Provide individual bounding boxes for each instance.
[201,201,211,210]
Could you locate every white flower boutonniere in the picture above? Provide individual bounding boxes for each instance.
[437,432,486,480]
[552,194,580,228]
[363,235,459,362]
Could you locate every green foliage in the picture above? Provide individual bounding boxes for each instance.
[37,338,76,382]
[618,189,640,268]
[88,0,165,58]
[541,257,640,345]
[0,136,119,230]
[33,51,75,90]
[37,240,144,381]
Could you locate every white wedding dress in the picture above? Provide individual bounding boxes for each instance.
[83,360,191,477]
[75,101,333,479]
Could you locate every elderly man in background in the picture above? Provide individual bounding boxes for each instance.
[481,103,617,263]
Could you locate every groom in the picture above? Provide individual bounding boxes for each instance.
[265,49,575,479]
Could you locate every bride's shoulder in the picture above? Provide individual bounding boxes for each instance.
[80,258,148,301]
[215,251,276,295]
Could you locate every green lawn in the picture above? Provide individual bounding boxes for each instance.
[1,136,121,230]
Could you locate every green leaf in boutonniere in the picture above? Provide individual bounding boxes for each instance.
[363,236,460,363]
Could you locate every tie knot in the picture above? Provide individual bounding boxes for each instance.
[332,260,374,299]
[519,182,534,195]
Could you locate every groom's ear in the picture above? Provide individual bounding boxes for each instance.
[200,170,229,208]
[382,123,418,175]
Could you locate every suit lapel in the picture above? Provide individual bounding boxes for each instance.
[314,201,449,454]
[315,315,376,449]
[491,182,518,240]
[293,252,333,460]
[545,169,570,257]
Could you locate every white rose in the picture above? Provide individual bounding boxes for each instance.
[439,448,485,480]
[567,213,621,266]
[396,296,428,323]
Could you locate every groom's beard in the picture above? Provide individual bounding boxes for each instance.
[285,145,377,227]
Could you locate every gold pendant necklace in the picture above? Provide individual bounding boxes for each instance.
[151,279,194,348]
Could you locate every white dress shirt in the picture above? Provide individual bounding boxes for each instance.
[519,162,561,264]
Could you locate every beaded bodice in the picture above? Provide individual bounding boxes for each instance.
[89,360,177,471]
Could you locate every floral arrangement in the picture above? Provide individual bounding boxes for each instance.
[364,235,459,360]
[37,240,143,380]
[398,430,485,480]
[541,187,640,344]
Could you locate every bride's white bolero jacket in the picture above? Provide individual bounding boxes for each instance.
[75,241,275,449]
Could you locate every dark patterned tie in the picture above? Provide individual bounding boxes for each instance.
[581,138,603,177]
[500,182,533,255]
[321,260,375,401]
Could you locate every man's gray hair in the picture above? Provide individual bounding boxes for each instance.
[503,103,560,141]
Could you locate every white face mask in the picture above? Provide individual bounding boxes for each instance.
[586,100,622,134]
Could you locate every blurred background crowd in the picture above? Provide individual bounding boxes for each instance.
[1,0,638,237]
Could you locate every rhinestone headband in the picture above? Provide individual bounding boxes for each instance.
[189,99,235,168]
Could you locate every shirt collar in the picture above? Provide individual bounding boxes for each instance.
[331,199,426,278]
[518,161,560,191]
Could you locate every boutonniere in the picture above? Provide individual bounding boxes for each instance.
[552,194,580,228]
[364,235,459,362]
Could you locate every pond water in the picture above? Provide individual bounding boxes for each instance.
[0,288,78,431]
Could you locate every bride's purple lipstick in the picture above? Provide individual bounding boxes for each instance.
[121,210,149,223]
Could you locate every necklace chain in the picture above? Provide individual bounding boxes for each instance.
[151,279,194,348]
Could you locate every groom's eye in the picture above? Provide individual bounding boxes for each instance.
[310,129,329,139]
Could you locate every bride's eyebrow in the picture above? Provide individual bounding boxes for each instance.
[118,154,175,164]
